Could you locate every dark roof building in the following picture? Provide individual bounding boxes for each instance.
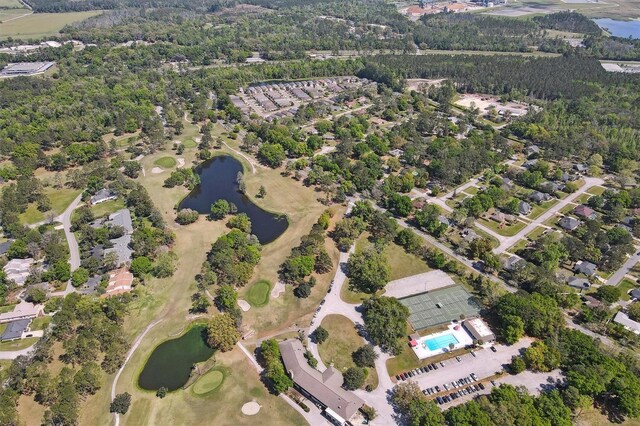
[518,201,532,215]
[0,240,12,256]
[279,339,364,424]
[90,188,117,205]
[558,217,581,231]
[529,191,550,203]
[567,276,591,290]
[0,319,31,341]
[629,289,640,301]
[575,260,597,276]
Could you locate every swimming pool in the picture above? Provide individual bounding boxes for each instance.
[424,333,459,351]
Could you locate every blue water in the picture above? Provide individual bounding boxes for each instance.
[424,333,459,351]
[594,19,640,39]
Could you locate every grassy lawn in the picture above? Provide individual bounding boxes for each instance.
[463,186,479,195]
[576,193,592,204]
[0,323,6,336]
[587,186,606,196]
[559,203,577,215]
[478,218,527,237]
[618,279,638,301]
[385,242,431,281]
[91,198,125,218]
[471,226,500,249]
[526,226,547,241]
[0,304,16,314]
[0,337,39,351]
[341,279,374,304]
[507,238,529,254]
[317,314,378,389]
[192,366,226,395]
[19,187,80,224]
[30,316,51,331]
[528,199,558,220]
[0,11,101,39]
[182,139,197,149]
[246,280,271,307]
[154,156,177,169]
[577,407,640,426]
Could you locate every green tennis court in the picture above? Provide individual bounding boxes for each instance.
[399,285,480,331]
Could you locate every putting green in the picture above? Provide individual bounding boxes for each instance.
[182,139,197,148]
[192,369,224,395]
[154,156,177,168]
[247,280,271,307]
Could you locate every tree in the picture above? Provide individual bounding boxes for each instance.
[123,161,142,178]
[74,362,102,396]
[110,393,131,414]
[210,199,231,220]
[215,284,238,311]
[227,213,251,233]
[352,345,378,368]
[206,314,239,352]
[523,341,561,372]
[130,256,153,276]
[501,314,525,345]
[343,367,366,390]
[71,267,89,288]
[392,382,445,425]
[628,303,640,322]
[510,355,526,374]
[176,209,199,225]
[294,280,314,298]
[190,292,211,313]
[156,387,168,398]
[362,296,409,354]
[347,248,390,293]
[594,285,621,304]
[313,326,329,344]
[257,185,267,198]
[25,286,47,304]
[258,143,286,168]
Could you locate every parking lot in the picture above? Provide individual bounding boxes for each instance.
[404,338,531,388]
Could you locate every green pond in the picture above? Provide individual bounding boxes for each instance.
[138,325,214,391]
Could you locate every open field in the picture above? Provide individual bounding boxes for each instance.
[30,316,51,331]
[0,337,38,351]
[482,0,640,19]
[19,187,80,224]
[478,217,527,237]
[317,314,378,389]
[91,198,126,218]
[0,11,101,40]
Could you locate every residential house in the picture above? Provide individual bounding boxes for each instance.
[501,177,514,189]
[0,240,12,256]
[583,295,603,309]
[529,191,550,203]
[558,217,581,231]
[490,212,516,224]
[438,215,451,227]
[504,255,526,272]
[567,276,591,290]
[0,301,43,323]
[90,188,117,205]
[574,260,597,277]
[3,258,35,286]
[614,311,640,335]
[573,163,588,174]
[104,209,134,267]
[541,181,560,193]
[574,205,597,220]
[389,149,404,158]
[462,228,479,242]
[628,289,640,301]
[79,275,102,295]
[279,339,364,425]
[526,145,541,158]
[522,159,538,169]
[518,201,532,215]
[0,318,31,342]
[104,268,134,296]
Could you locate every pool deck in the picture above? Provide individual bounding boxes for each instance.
[411,323,474,360]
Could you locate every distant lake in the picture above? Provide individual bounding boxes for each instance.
[594,18,640,39]
[179,155,289,244]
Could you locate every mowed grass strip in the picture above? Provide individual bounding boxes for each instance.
[247,280,271,307]
[154,156,177,169]
[182,139,198,148]
[192,368,225,395]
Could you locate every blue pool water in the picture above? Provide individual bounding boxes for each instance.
[424,334,459,351]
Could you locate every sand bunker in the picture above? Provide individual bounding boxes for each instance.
[151,167,164,174]
[177,157,185,167]
[270,281,285,299]
[241,401,261,416]
[238,299,251,312]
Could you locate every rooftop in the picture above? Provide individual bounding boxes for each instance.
[0,318,31,341]
[0,301,43,323]
[279,339,364,422]
[614,311,640,334]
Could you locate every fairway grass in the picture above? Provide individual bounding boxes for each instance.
[154,156,177,169]
[192,368,225,395]
[182,139,197,148]
[0,11,101,40]
[247,280,271,307]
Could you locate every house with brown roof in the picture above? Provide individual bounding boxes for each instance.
[104,268,133,296]
[279,339,364,425]
[574,205,597,220]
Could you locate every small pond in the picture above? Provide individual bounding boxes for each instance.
[138,325,214,391]
[594,18,640,39]
[179,155,289,244]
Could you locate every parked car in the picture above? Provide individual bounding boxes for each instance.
[456,356,462,362]
[478,383,485,390]
[490,346,497,353]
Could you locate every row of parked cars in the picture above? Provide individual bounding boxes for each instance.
[395,361,447,381]
[432,381,486,405]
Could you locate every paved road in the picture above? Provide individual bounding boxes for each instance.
[111,319,163,426]
[492,177,604,254]
[0,344,36,360]
[606,249,640,286]
[58,194,83,272]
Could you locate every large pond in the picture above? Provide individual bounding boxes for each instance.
[179,155,289,244]
[138,325,214,391]
[594,18,640,39]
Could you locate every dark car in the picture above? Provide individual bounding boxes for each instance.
[478,383,485,390]
[435,385,441,392]
[396,375,401,381]
[427,364,434,371]
[490,346,497,352]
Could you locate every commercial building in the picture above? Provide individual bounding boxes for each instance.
[462,318,496,343]
[0,62,55,77]
[279,339,364,425]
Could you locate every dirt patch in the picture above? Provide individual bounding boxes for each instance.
[455,93,532,117]
[177,158,185,167]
